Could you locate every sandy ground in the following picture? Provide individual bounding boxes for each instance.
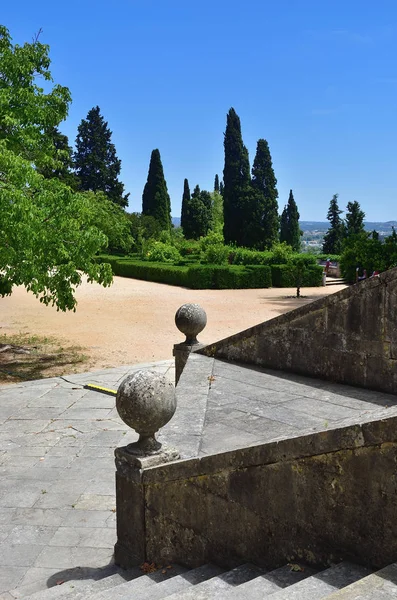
[0,277,347,373]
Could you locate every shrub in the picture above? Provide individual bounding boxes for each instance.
[202,244,230,265]
[199,231,224,252]
[143,241,181,263]
[271,264,323,288]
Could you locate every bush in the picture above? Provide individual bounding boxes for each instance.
[202,244,230,265]
[271,264,323,287]
[177,239,201,258]
[187,265,271,289]
[199,231,224,252]
[143,241,181,263]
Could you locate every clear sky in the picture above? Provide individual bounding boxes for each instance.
[3,0,397,221]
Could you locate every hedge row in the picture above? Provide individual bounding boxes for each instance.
[97,256,323,289]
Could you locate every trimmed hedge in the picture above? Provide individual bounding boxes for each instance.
[97,256,272,289]
[271,264,323,287]
[97,255,322,289]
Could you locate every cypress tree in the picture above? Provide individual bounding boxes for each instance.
[142,149,171,230]
[219,181,224,195]
[214,174,219,192]
[182,185,213,239]
[250,139,279,249]
[280,190,301,251]
[180,178,191,234]
[74,106,128,207]
[222,108,251,245]
[323,194,344,254]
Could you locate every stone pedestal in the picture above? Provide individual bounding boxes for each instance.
[174,303,207,385]
[114,445,179,568]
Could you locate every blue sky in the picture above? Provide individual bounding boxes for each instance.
[3,0,397,220]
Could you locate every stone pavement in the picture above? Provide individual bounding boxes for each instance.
[0,360,174,599]
[1,355,397,598]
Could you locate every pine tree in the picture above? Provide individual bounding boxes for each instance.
[214,174,219,192]
[181,185,213,239]
[222,108,251,245]
[322,194,344,254]
[180,178,191,234]
[37,127,78,189]
[74,106,128,207]
[279,190,301,251]
[250,139,279,249]
[345,201,365,237]
[142,149,171,230]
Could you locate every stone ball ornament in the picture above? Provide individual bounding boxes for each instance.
[175,303,207,344]
[116,370,176,455]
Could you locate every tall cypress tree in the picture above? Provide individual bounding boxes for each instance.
[323,194,344,254]
[219,181,224,195]
[222,108,250,245]
[280,190,301,251]
[142,149,171,230]
[181,185,213,239]
[214,174,219,192]
[250,139,279,249]
[180,178,191,234]
[74,106,128,207]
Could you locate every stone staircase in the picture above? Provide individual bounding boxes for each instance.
[326,276,348,286]
[14,560,397,600]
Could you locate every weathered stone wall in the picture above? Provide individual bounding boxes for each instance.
[134,416,397,570]
[199,268,397,394]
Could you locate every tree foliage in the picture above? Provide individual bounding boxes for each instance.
[181,185,213,240]
[37,127,78,189]
[0,25,112,310]
[180,178,191,235]
[222,108,251,245]
[280,190,301,251]
[142,149,171,231]
[74,106,128,207]
[322,194,344,254]
[345,201,365,237]
[214,174,219,192]
[250,138,279,249]
[339,230,397,282]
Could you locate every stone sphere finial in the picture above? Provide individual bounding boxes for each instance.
[116,371,176,455]
[175,303,207,345]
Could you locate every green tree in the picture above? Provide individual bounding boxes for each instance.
[214,174,219,192]
[74,106,128,207]
[222,108,251,245]
[142,149,171,231]
[279,190,301,251]
[0,26,112,310]
[180,178,191,235]
[84,192,133,254]
[211,191,224,235]
[37,127,78,189]
[322,194,344,254]
[345,201,365,237]
[219,180,224,195]
[250,138,279,249]
[182,185,213,240]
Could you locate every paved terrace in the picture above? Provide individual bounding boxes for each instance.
[1,355,397,598]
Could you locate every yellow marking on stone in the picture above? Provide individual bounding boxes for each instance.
[84,384,117,397]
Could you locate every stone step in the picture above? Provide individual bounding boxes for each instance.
[82,563,225,600]
[323,562,397,599]
[152,563,266,600]
[18,563,186,600]
[227,563,319,598]
[259,562,371,599]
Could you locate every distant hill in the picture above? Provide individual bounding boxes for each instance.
[172,217,397,234]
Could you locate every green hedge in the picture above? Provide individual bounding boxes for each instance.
[97,255,272,289]
[271,264,323,287]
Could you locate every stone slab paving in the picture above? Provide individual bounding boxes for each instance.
[164,353,397,458]
[1,354,397,598]
[0,360,174,599]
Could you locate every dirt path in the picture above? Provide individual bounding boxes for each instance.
[0,277,347,374]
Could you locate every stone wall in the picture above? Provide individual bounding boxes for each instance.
[115,414,397,570]
[199,268,397,394]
